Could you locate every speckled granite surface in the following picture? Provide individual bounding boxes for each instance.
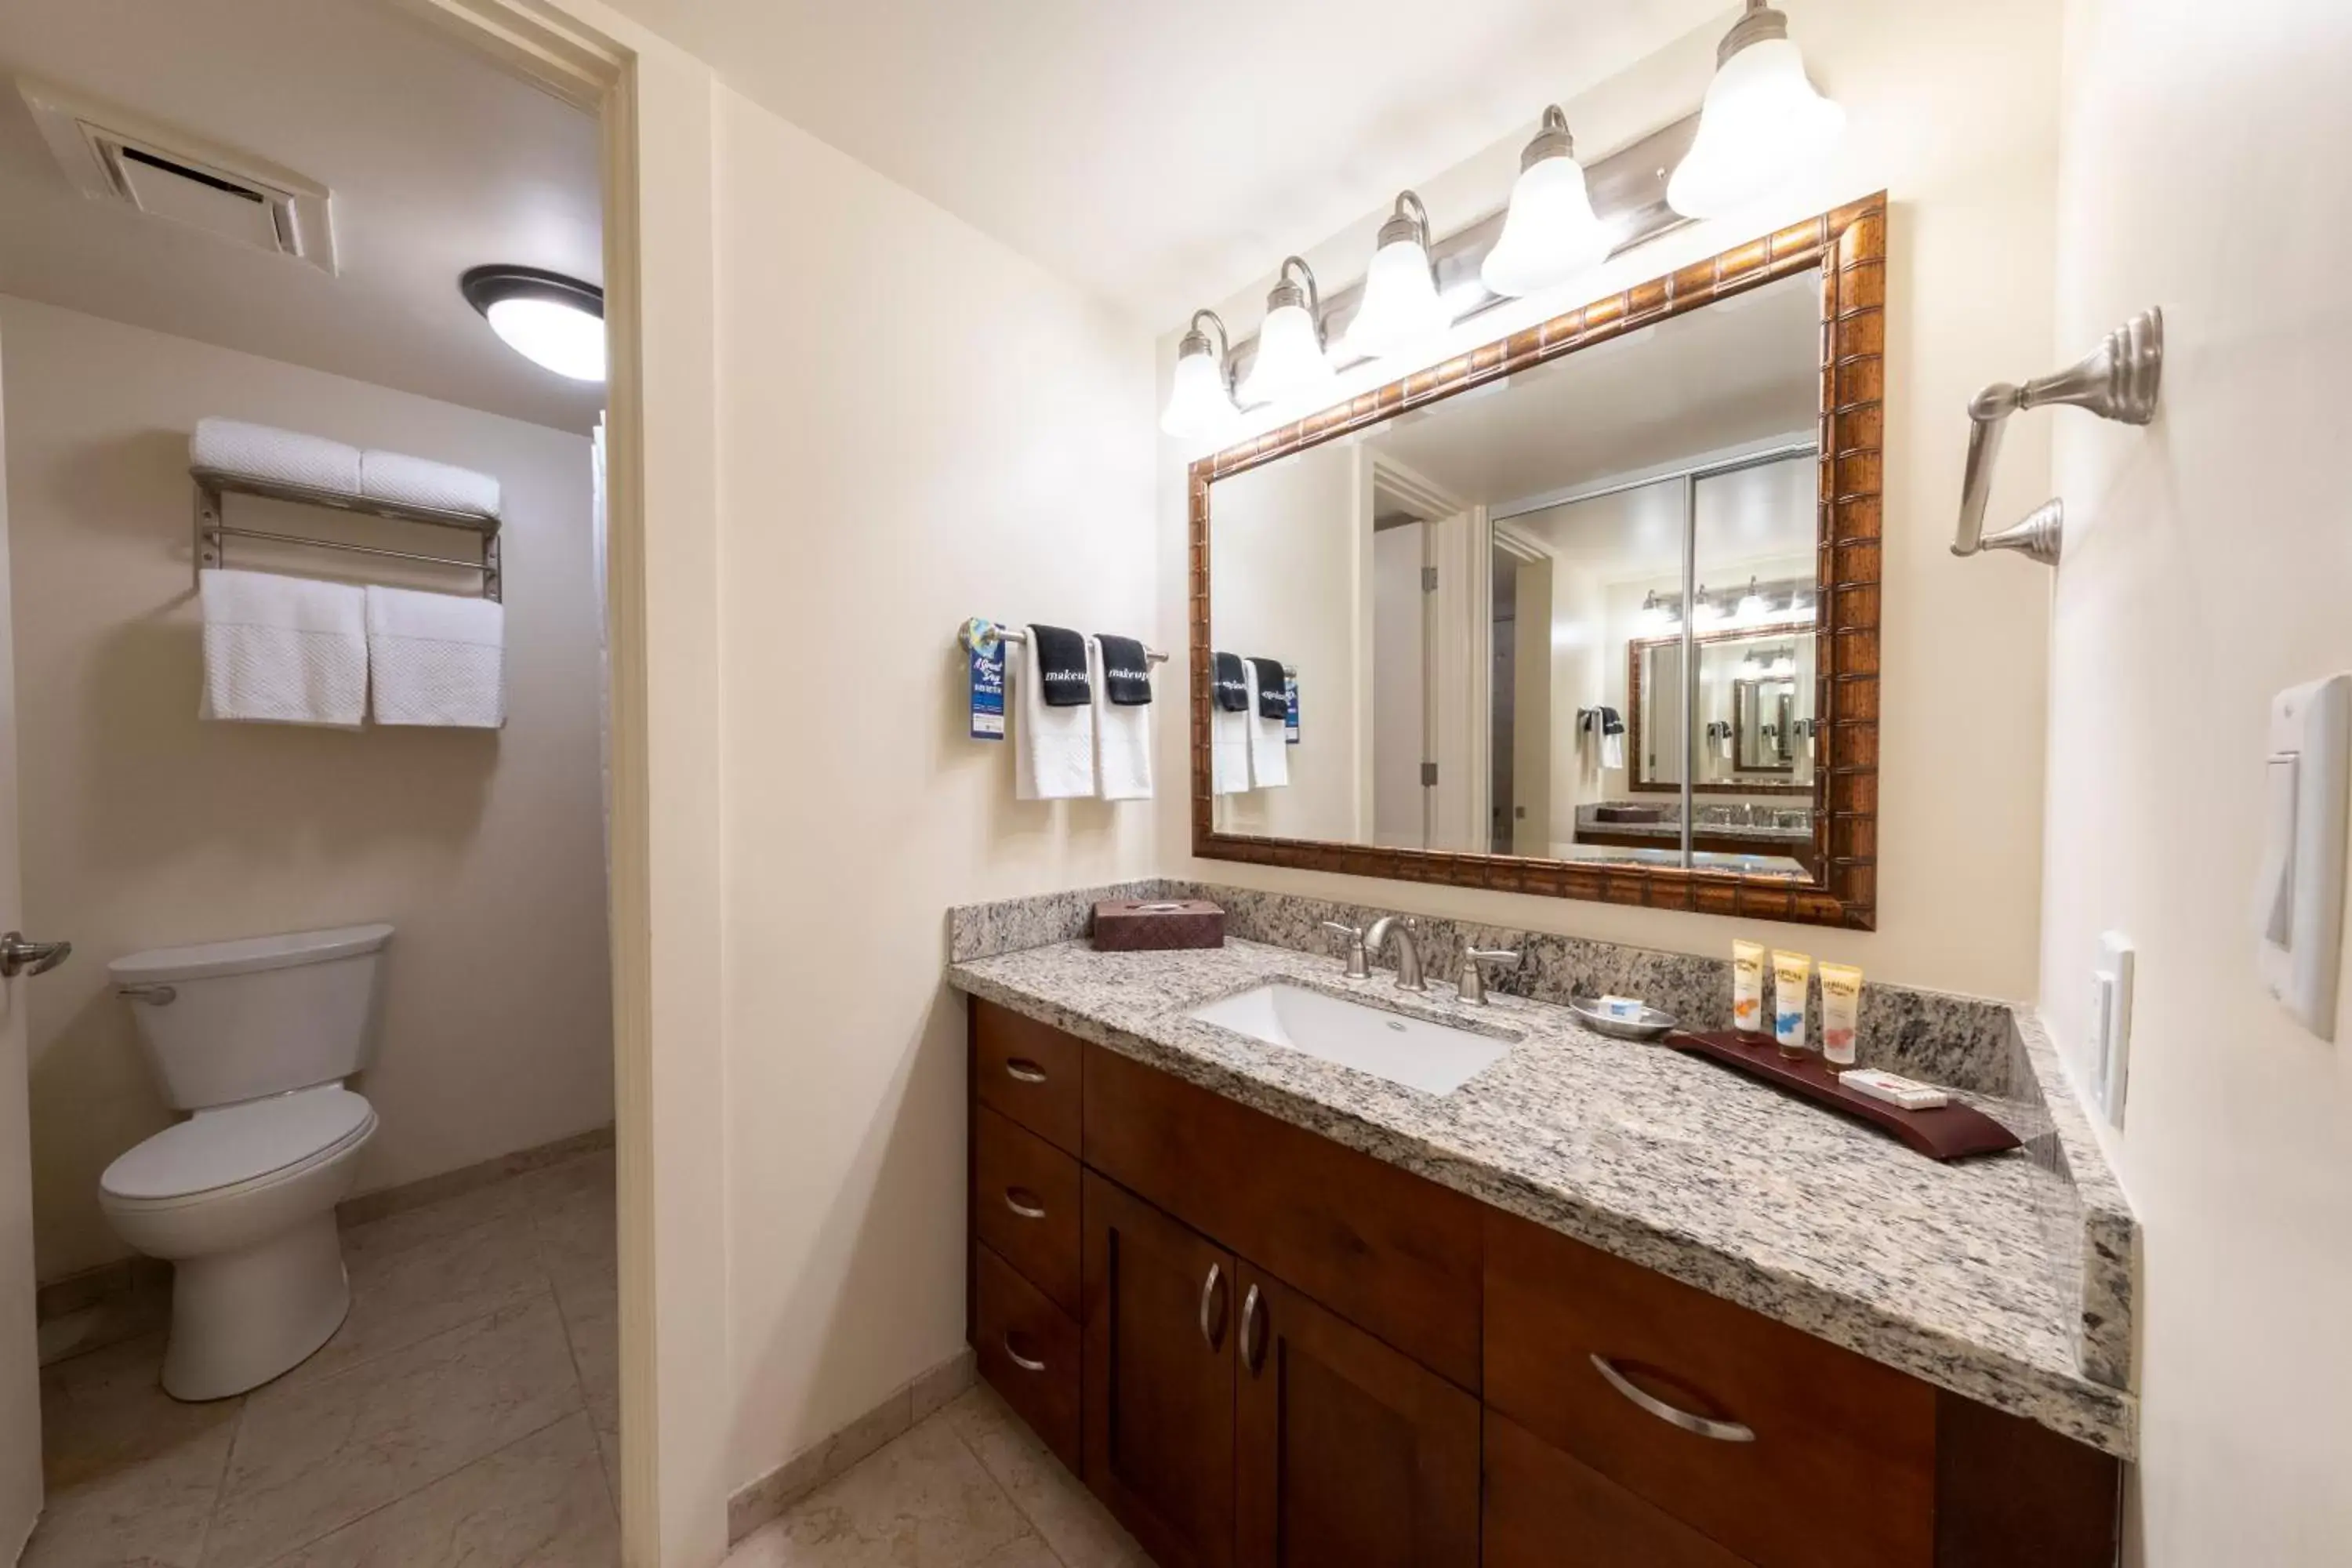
[947,920,2137,1458]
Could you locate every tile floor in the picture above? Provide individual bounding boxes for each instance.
[723,1384,1146,1568]
[25,1147,619,1568]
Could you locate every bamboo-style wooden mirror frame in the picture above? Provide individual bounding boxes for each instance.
[1189,194,1885,930]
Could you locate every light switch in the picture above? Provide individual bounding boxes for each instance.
[2258,674,2352,1040]
[2091,932,2133,1127]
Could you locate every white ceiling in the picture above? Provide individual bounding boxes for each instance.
[0,0,602,432]
[597,0,1732,325]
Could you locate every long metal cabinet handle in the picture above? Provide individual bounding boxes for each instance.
[1002,1188,1047,1220]
[1240,1284,1266,1374]
[1004,1334,1047,1374]
[1003,1058,1048,1083]
[1590,1355,1755,1444]
[1198,1263,1225,1348]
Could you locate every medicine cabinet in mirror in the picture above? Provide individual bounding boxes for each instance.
[1190,197,1883,928]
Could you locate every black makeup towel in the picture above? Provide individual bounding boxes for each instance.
[1028,624,1091,706]
[1094,634,1153,705]
[1213,652,1250,712]
[1247,658,1288,720]
[1601,706,1624,735]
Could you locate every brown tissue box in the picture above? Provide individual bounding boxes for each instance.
[1091,899,1225,952]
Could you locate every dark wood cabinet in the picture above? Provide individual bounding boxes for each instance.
[1234,1265,1480,1568]
[1483,1410,1751,1568]
[1082,1171,1237,1568]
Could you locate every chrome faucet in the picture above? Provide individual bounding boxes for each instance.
[1363,916,1426,992]
[1456,946,1520,1005]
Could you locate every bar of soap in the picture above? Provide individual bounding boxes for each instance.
[1597,995,1646,1020]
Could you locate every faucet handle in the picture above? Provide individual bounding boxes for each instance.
[1321,920,1369,980]
[1456,946,1520,1006]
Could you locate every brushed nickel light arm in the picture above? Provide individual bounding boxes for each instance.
[1951,307,2164,567]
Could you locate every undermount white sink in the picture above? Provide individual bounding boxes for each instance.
[1188,983,1510,1095]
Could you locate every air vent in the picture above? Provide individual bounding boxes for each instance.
[16,77,337,275]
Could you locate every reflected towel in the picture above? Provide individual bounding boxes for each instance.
[1090,637,1152,800]
[1244,660,1287,789]
[1015,625,1095,799]
[365,585,505,728]
[199,568,367,728]
[1212,693,1250,797]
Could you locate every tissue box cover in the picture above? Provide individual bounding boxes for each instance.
[1091,899,1225,952]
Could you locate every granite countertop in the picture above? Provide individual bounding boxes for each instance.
[1577,817,1813,844]
[948,936,2136,1458]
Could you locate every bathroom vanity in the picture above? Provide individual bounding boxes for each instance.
[949,907,2133,1568]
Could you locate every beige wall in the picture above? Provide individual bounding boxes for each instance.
[1159,0,2062,998]
[2044,1,2352,1560]
[0,296,613,1282]
[709,84,1157,1492]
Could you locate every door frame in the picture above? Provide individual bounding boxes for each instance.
[383,4,728,1563]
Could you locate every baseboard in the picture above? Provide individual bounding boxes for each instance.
[336,1123,615,1228]
[726,1346,977,1543]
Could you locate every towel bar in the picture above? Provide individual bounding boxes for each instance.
[194,470,502,601]
[960,620,1171,666]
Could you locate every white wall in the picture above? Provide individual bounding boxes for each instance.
[0,296,613,1282]
[2042,2,2352,1561]
[709,84,1157,1492]
[1158,0,2063,998]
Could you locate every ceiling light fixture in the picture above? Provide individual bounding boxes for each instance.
[1236,256,1335,408]
[1481,107,1613,299]
[1161,310,1240,439]
[461,265,605,383]
[1345,191,1454,360]
[1667,2,1846,220]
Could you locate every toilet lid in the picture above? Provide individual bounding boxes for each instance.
[101,1087,374,1202]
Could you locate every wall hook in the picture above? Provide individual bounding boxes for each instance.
[1951,307,2163,567]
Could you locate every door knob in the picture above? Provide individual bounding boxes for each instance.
[0,933,71,978]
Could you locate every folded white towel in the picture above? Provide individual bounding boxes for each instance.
[1014,626,1095,800]
[365,586,505,728]
[199,568,368,728]
[1090,637,1152,801]
[1212,696,1250,796]
[1245,661,1288,789]
[360,449,502,521]
[1600,729,1626,771]
[191,418,361,497]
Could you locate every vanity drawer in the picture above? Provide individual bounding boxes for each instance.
[973,1241,1082,1473]
[971,999,1081,1155]
[1484,1410,1752,1567]
[971,1103,1081,1315]
[1483,1209,1936,1568]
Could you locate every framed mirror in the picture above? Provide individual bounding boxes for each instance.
[1189,197,1884,928]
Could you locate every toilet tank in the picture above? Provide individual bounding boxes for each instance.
[108,924,394,1111]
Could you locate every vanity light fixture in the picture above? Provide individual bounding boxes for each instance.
[1345,192,1455,360]
[1481,107,1614,299]
[1667,2,1846,220]
[1639,590,1681,633]
[1236,256,1337,407]
[1737,576,1766,620]
[1692,587,1724,626]
[460,265,605,383]
[1161,310,1240,438]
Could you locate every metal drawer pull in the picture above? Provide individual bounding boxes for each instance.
[1591,1355,1755,1443]
[1002,1187,1047,1220]
[1198,1262,1225,1348]
[1241,1284,1266,1375]
[1004,1334,1047,1374]
[1004,1058,1048,1083]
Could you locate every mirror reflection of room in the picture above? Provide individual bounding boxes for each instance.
[1208,270,1821,879]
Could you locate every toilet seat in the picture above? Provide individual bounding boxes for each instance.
[100,1086,375,1207]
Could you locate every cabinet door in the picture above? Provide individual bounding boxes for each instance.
[1234,1265,1479,1568]
[1484,1410,1751,1568]
[1083,1172,1237,1568]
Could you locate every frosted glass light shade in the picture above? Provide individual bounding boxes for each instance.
[486,296,605,382]
[1667,36,1846,220]
[1345,237,1452,360]
[1160,343,1237,438]
[1481,154,1612,299]
[1236,302,1334,406]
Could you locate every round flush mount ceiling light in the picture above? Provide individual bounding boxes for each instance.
[1345,192,1454,360]
[461,266,606,383]
[1236,256,1336,408]
[1481,107,1613,299]
[1667,2,1846,221]
[1161,310,1240,439]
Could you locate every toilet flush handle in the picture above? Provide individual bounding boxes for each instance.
[117,983,176,1005]
[0,932,70,978]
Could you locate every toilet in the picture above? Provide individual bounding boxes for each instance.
[98,923,392,1400]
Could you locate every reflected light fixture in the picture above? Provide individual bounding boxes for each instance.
[1738,576,1766,619]
[1481,107,1613,299]
[1693,586,1724,626]
[1161,310,1240,439]
[1639,590,1680,633]
[1667,1,1846,220]
[1236,256,1336,407]
[461,265,605,383]
[1345,191,1454,360]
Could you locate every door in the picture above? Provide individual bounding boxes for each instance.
[1233,1265,1479,1568]
[1082,1172,1236,1568]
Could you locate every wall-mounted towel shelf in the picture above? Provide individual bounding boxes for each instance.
[194,467,503,601]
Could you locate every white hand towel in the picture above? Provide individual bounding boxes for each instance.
[365,586,505,728]
[199,568,367,728]
[360,449,502,521]
[1014,627,1095,800]
[191,418,361,497]
[1245,661,1288,789]
[1599,728,1626,772]
[1090,638,1152,801]
[1212,677,1250,795]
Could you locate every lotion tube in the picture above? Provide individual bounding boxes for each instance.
[1770,950,1813,1058]
[1732,940,1766,1036]
[1819,962,1863,1069]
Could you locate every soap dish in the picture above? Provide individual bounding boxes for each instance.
[1568,997,1678,1041]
